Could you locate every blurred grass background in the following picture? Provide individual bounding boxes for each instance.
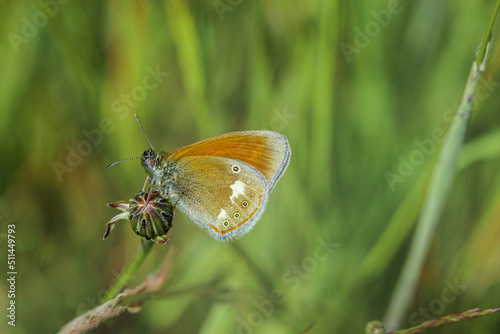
[1,0,500,333]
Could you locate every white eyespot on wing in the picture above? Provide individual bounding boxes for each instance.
[217,208,228,221]
[229,180,246,203]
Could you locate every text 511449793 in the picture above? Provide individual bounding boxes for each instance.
[7,224,16,327]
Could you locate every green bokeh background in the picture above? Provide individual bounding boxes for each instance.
[1,1,500,333]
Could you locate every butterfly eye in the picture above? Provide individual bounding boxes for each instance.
[231,165,240,173]
[224,221,229,226]
[242,201,248,207]
[234,213,240,219]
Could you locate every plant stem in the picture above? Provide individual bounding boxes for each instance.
[100,239,155,304]
[477,1,500,67]
[383,11,496,330]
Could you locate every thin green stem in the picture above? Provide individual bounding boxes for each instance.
[100,239,155,304]
[383,8,497,330]
[476,0,500,67]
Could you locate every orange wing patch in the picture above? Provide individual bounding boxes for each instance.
[166,131,289,187]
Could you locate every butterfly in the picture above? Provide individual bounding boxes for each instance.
[105,115,290,242]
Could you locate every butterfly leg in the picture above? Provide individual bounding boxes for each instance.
[142,175,151,192]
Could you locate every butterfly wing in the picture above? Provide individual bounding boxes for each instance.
[167,155,269,241]
[166,130,290,192]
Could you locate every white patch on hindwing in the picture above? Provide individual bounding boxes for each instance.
[214,177,261,230]
[229,180,246,203]
[165,154,272,241]
[217,209,228,221]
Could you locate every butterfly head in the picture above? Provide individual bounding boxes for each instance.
[141,149,166,177]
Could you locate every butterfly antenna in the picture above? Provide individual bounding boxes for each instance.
[135,114,155,152]
[106,156,141,169]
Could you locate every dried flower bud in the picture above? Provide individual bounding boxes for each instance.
[104,190,174,244]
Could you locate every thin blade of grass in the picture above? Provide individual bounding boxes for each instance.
[383,37,493,331]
